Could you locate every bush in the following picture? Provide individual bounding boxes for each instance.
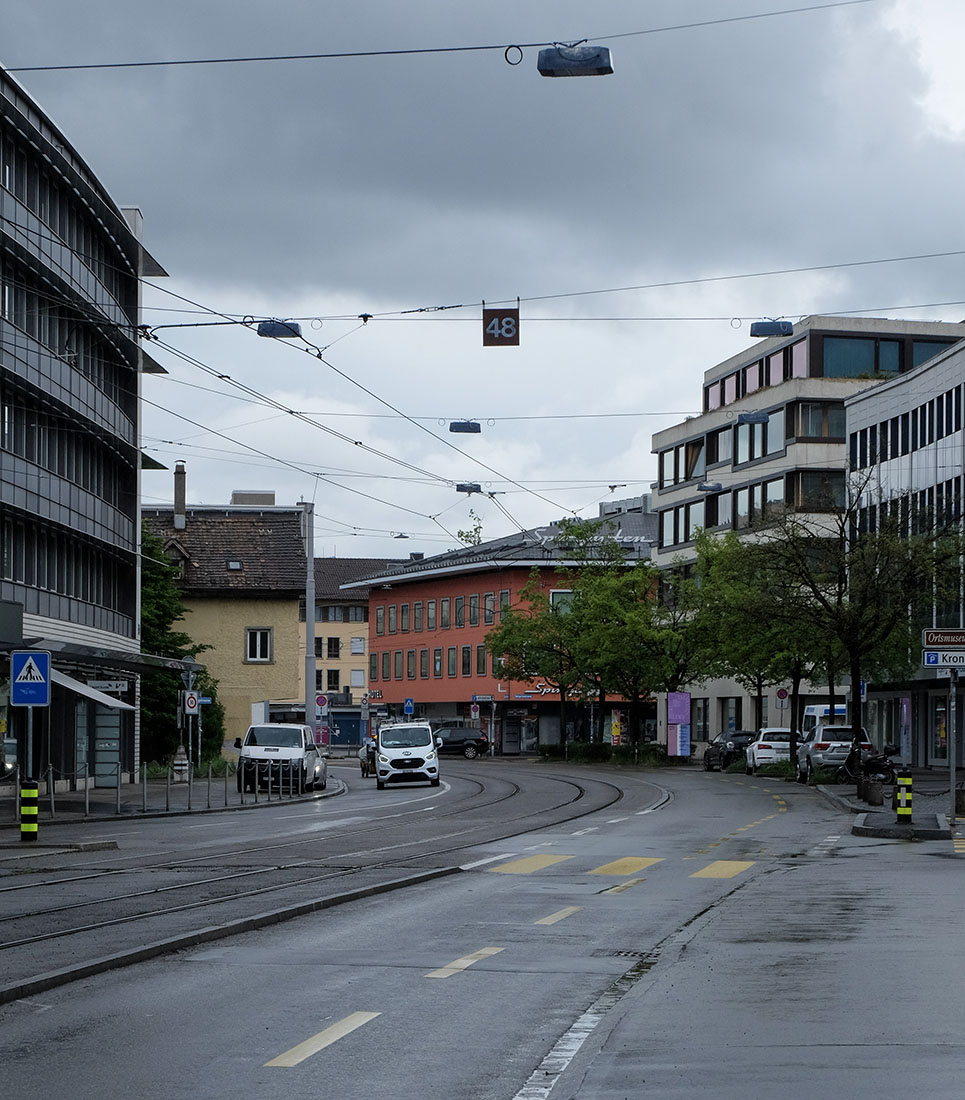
[753,761,796,779]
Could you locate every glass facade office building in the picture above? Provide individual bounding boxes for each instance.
[0,66,164,785]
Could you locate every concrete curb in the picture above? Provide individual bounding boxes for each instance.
[0,864,463,1007]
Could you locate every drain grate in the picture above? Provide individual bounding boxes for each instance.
[591,949,651,959]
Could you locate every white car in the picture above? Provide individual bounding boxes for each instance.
[745,728,792,774]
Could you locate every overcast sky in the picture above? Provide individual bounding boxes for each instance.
[5,0,965,557]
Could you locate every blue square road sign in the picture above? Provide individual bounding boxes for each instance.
[11,651,51,706]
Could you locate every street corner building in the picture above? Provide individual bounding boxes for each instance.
[0,65,180,790]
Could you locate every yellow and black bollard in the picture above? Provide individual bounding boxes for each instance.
[895,770,912,824]
[20,778,39,842]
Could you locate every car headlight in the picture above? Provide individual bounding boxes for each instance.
[425,750,437,761]
[378,754,389,764]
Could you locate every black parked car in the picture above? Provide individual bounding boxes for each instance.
[434,727,490,759]
[703,730,757,772]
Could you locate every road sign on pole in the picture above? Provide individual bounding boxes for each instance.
[182,691,200,715]
[923,651,965,668]
[922,629,965,647]
[11,651,51,707]
[404,697,414,715]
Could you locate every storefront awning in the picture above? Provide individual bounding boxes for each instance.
[51,669,135,710]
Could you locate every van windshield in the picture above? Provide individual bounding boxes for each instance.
[244,726,302,748]
[379,726,433,748]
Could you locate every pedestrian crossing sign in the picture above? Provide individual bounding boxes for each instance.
[11,651,51,706]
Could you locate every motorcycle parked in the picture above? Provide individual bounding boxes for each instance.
[835,744,898,786]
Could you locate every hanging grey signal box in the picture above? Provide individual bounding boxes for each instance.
[537,46,614,77]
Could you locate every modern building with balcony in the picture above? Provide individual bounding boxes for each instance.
[0,65,170,787]
[650,315,965,743]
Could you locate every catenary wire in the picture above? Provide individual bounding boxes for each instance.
[6,2,878,73]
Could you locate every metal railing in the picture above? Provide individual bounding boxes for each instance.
[1,757,325,823]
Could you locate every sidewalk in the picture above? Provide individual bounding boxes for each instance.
[816,764,960,840]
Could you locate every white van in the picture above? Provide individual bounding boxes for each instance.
[375,722,441,789]
[802,704,846,735]
[234,723,327,793]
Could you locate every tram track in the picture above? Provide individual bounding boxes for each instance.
[0,766,638,1001]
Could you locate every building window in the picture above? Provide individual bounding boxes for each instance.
[447,646,457,676]
[348,605,367,622]
[388,605,397,633]
[414,602,423,631]
[484,592,495,625]
[314,637,324,658]
[433,648,443,677]
[394,650,403,679]
[376,606,385,635]
[440,598,450,628]
[315,669,325,691]
[454,596,465,627]
[245,628,271,662]
[499,590,510,620]
[325,669,338,692]
[427,600,437,630]
[461,645,471,675]
[401,603,410,632]
[407,650,416,679]
[351,636,365,655]
[468,594,479,626]
[420,649,429,678]
[327,637,340,659]
[381,651,391,680]
[350,669,364,688]
[325,606,344,622]
[369,653,378,680]
[476,644,487,675]
[684,438,705,481]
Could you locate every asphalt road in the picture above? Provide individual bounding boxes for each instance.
[1,764,961,1100]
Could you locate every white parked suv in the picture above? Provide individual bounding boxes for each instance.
[234,723,328,793]
[744,728,792,774]
[375,722,441,789]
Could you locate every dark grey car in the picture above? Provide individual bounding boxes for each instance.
[703,730,757,771]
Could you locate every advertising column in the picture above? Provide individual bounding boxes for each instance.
[667,691,691,758]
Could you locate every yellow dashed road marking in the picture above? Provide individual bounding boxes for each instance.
[265,1012,381,1066]
[690,860,755,879]
[589,857,663,876]
[425,946,504,979]
[489,854,574,874]
[535,906,581,925]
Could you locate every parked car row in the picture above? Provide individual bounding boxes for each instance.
[704,723,879,782]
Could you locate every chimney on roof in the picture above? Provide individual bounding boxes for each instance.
[174,461,186,530]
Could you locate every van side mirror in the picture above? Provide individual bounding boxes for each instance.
[436,737,443,748]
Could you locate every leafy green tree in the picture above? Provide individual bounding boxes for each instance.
[747,483,963,733]
[140,529,224,763]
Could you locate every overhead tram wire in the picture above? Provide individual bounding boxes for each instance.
[149,336,456,487]
[137,391,461,541]
[143,292,578,515]
[7,1,878,73]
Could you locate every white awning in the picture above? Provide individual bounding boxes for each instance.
[51,669,135,710]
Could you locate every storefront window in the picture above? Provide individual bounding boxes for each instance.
[930,695,948,761]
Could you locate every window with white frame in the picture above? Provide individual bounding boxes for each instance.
[351,636,365,654]
[350,669,365,688]
[245,627,271,662]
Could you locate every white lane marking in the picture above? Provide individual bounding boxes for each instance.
[461,854,518,870]
[535,906,581,925]
[571,827,599,836]
[265,1011,380,1066]
[425,947,504,979]
[606,817,629,823]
